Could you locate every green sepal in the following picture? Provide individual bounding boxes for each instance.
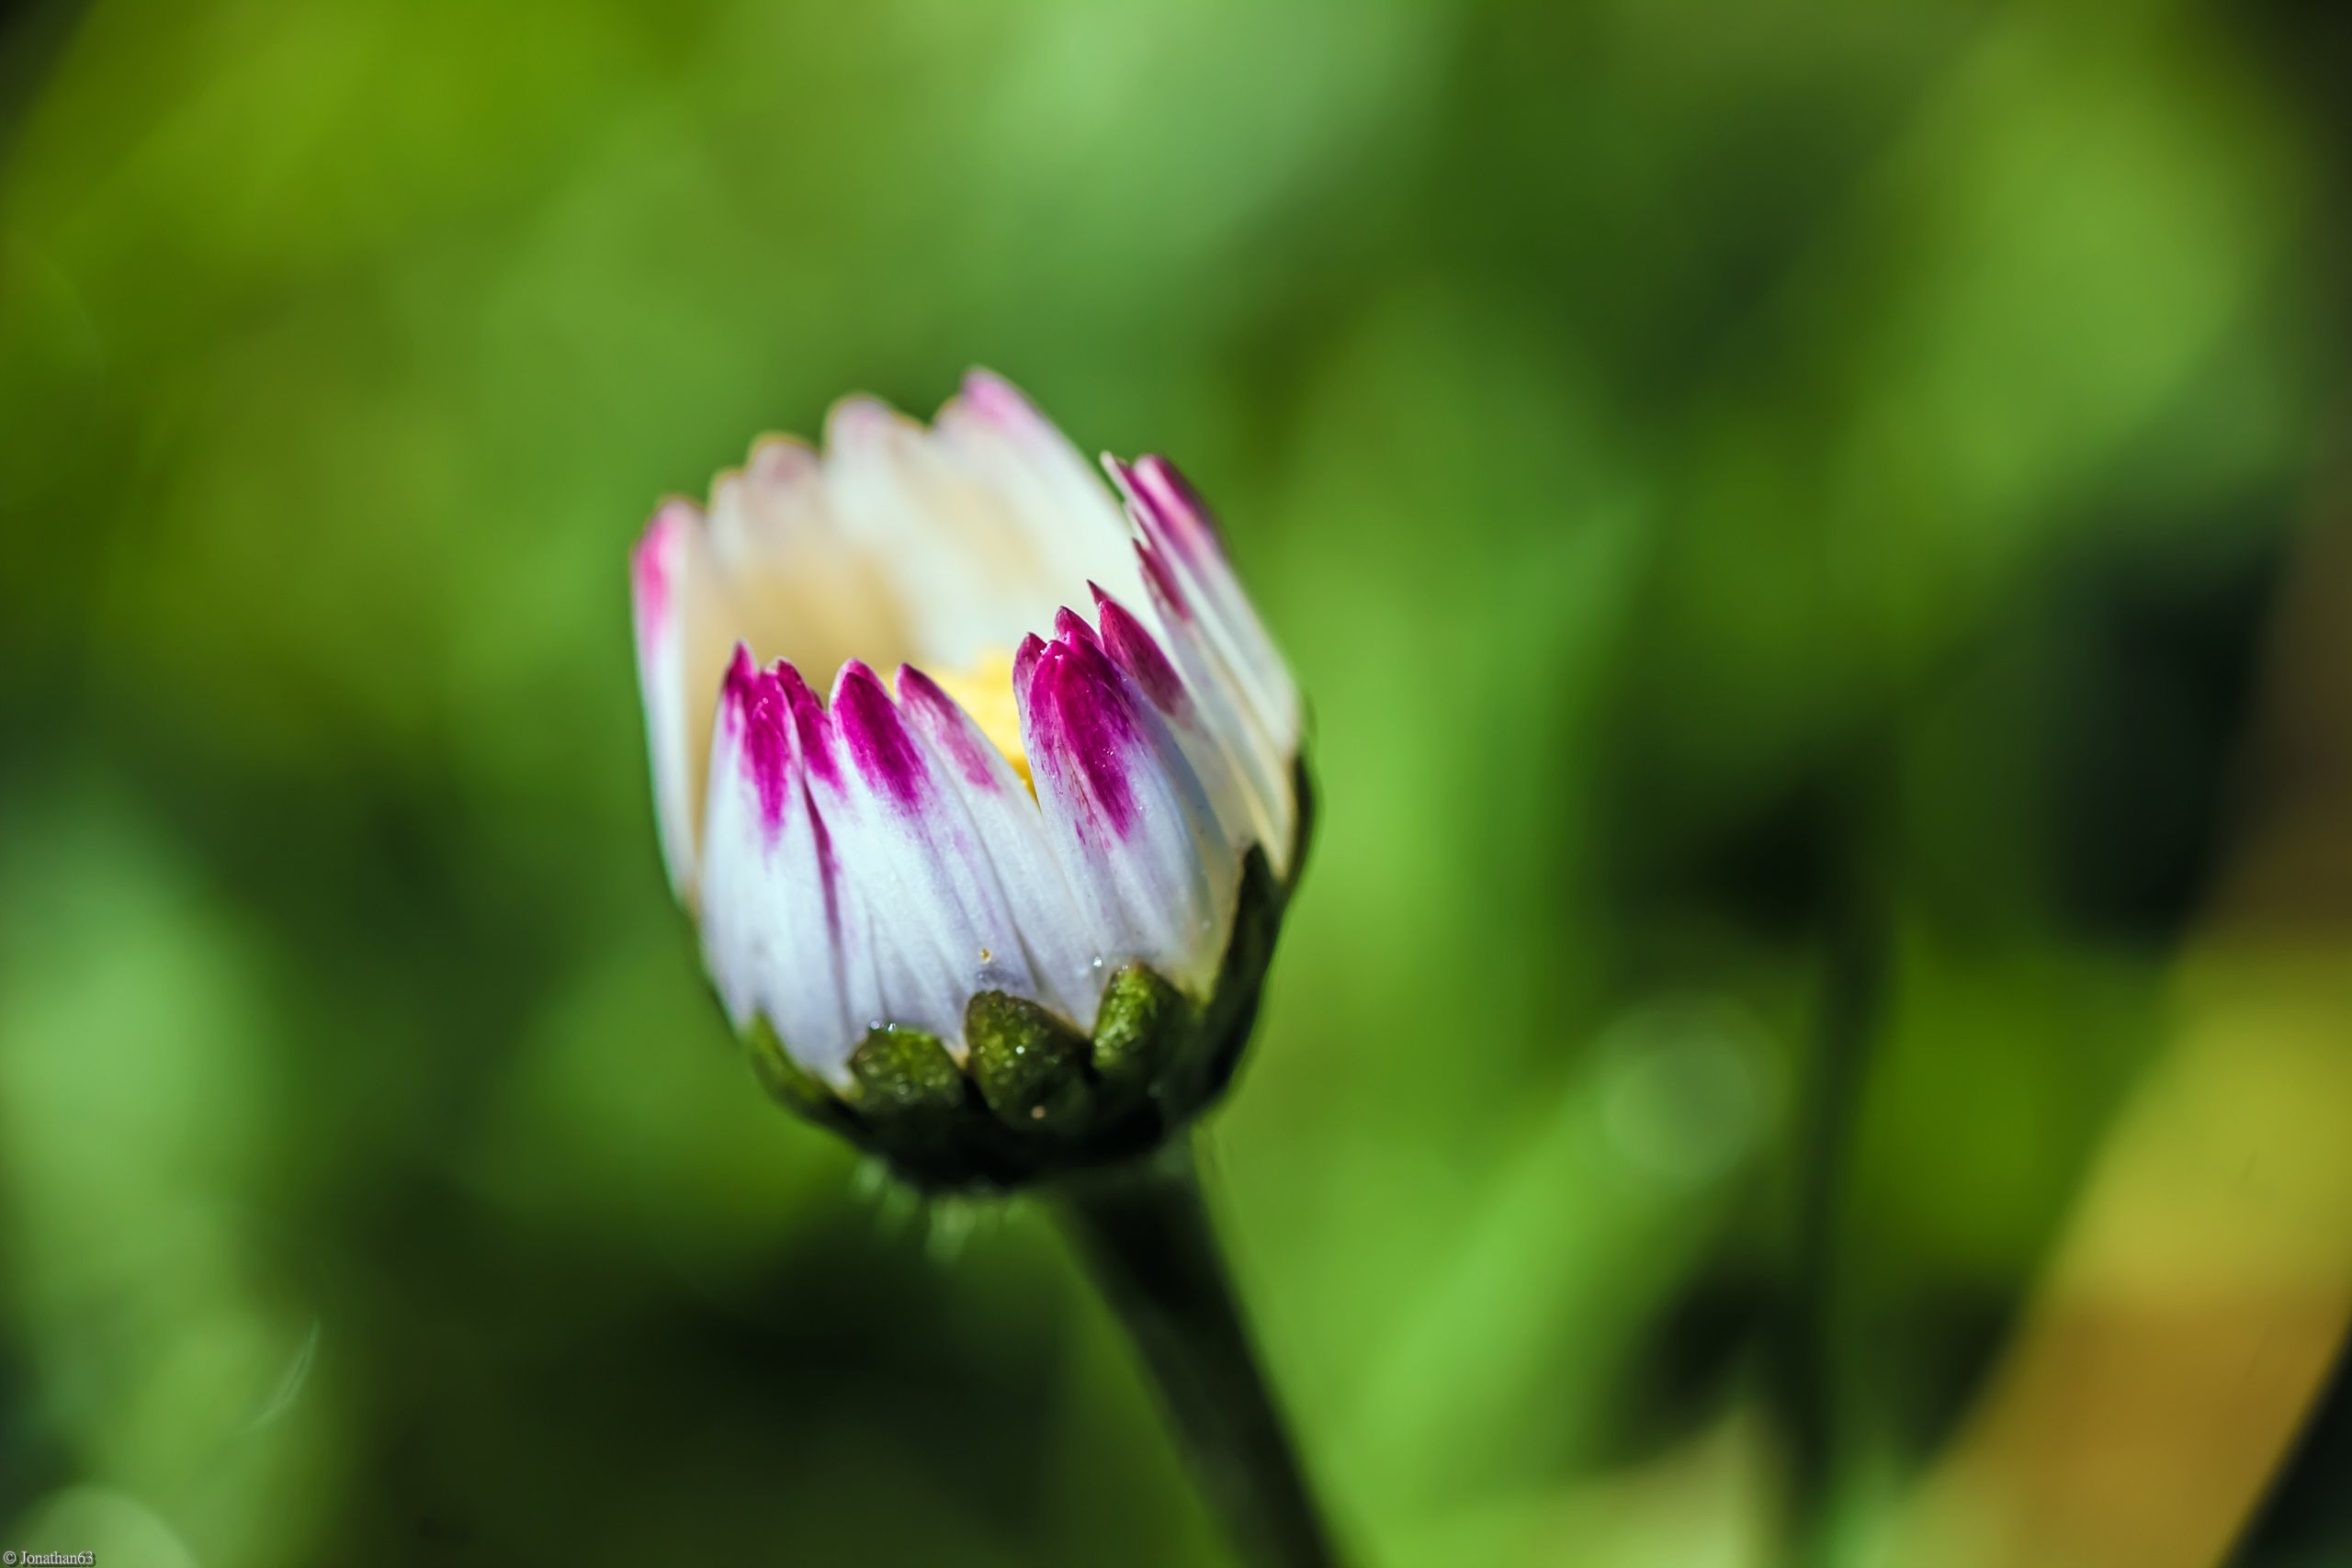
[744,1016,857,1134]
[1091,963,1187,1095]
[966,990,1095,1132]
[845,1025,967,1129]
[1167,842,1286,1117]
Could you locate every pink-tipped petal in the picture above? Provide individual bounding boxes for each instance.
[1095,587,1278,867]
[1108,457,1300,752]
[697,660,865,1082]
[1014,632,1046,697]
[832,660,931,811]
[956,367,1046,429]
[775,660,840,789]
[1094,592,1190,718]
[1125,536,1297,867]
[1134,538,1191,622]
[1110,468,1302,875]
[1130,455,1227,553]
[1020,630,1238,996]
[724,645,792,833]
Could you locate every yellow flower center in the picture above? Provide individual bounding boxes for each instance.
[910,649,1032,792]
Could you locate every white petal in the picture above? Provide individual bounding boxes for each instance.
[936,369,1150,611]
[822,395,1062,669]
[897,663,1104,1030]
[631,500,741,906]
[707,438,914,690]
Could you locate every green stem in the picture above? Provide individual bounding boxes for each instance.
[1050,1136,1345,1568]
[1776,761,1891,1567]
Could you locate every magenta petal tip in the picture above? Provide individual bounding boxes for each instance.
[1031,637,1143,838]
[899,665,1002,790]
[1097,597,1188,716]
[960,367,1035,424]
[1013,634,1047,704]
[831,660,927,809]
[831,658,886,705]
[774,660,839,786]
[1134,540,1190,621]
[729,663,795,833]
[722,641,759,698]
[631,501,697,626]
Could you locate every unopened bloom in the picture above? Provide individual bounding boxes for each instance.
[631,372,1307,1187]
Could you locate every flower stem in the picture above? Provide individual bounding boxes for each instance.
[1050,1136,1345,1568]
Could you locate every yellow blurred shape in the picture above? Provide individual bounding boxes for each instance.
[1873,946,2352,1568]
[1894,948,2352,1568]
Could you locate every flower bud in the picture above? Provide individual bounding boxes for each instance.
[630,373,1308,1189]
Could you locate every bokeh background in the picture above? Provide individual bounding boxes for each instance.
[4,2,2351,1564]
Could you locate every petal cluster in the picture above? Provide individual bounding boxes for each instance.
[632,372,1302,1089]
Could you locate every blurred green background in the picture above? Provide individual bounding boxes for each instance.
[4,2,2350,1564]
